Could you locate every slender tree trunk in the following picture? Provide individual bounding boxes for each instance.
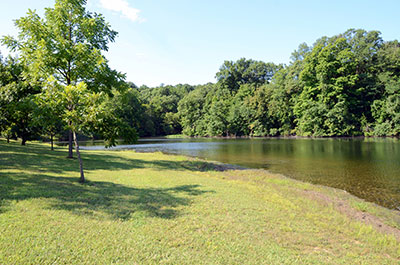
[68,129,73,158]
[6,134,10,143]
[51,134,54,151]
[73,131,85,183]
[21,136,27,146]
[66,60,73,158]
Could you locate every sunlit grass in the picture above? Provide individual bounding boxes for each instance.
[164,134,190,139]
[0,139,399,264]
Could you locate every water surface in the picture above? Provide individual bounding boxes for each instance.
[80,138,400,209]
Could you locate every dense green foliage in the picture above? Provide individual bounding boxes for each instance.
[138,84,195,136]
[123,30,399,138]
[174,29,400,137]
[2,0,125,92]
[0,55,41,144]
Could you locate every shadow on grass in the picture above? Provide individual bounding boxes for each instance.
[0,171,211,220]
[0,141,215,220]
[0,141,229,174]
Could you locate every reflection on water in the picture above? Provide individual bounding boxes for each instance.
[73,137,400,209]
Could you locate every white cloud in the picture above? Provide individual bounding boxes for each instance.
[99,0,144,22]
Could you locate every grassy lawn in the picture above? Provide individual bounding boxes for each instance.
[164,134,190,139]
[0,140,399,264]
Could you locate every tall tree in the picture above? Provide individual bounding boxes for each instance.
[178,84,213,136]
[205,88,232,136]
[2,0,126,157]
[370,40,400,136]
[295,29,383,136]
[216,58,281,92]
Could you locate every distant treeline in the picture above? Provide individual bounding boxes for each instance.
[133,29,400,137]
[1,29,399,143]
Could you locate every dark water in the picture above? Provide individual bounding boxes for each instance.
[78,138,400,210]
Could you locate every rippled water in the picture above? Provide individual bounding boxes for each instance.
[78,137,400,209]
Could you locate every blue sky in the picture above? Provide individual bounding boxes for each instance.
[1,0,399,87]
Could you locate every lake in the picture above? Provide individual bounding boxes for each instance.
[80,137,400,210]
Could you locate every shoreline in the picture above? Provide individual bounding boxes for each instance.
[119,147,400,212]
[176,154,400,240]
[163,135,400,140]
[152,150,400,208]
[5,137,400,211]
[129,148,400,239]
[50,134,400,146]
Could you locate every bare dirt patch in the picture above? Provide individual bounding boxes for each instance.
[300,189,400,240]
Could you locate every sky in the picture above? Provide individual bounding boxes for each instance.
[0,0,399,87]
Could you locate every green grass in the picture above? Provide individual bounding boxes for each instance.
[0,140,399,264]
[164,134,190,139]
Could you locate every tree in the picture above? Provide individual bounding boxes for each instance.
[205,88,232,136]
[216,58,281,92]
[227,84,257,136]
[0,56,41,144]
[34,90,64,150]
[246,84,276,136]
[106,88,147,137]
[139,84,194,136]
[294,29,383,136]
[40,78,136,182]
[264,44,310,136]
[2,0,126,157]
[178,84,213,136]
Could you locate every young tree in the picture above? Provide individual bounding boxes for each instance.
[41,78,137,182]
[2,0,126,157]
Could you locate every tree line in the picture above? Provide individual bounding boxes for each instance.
[2,28,400,146]
[132,29,400,138]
